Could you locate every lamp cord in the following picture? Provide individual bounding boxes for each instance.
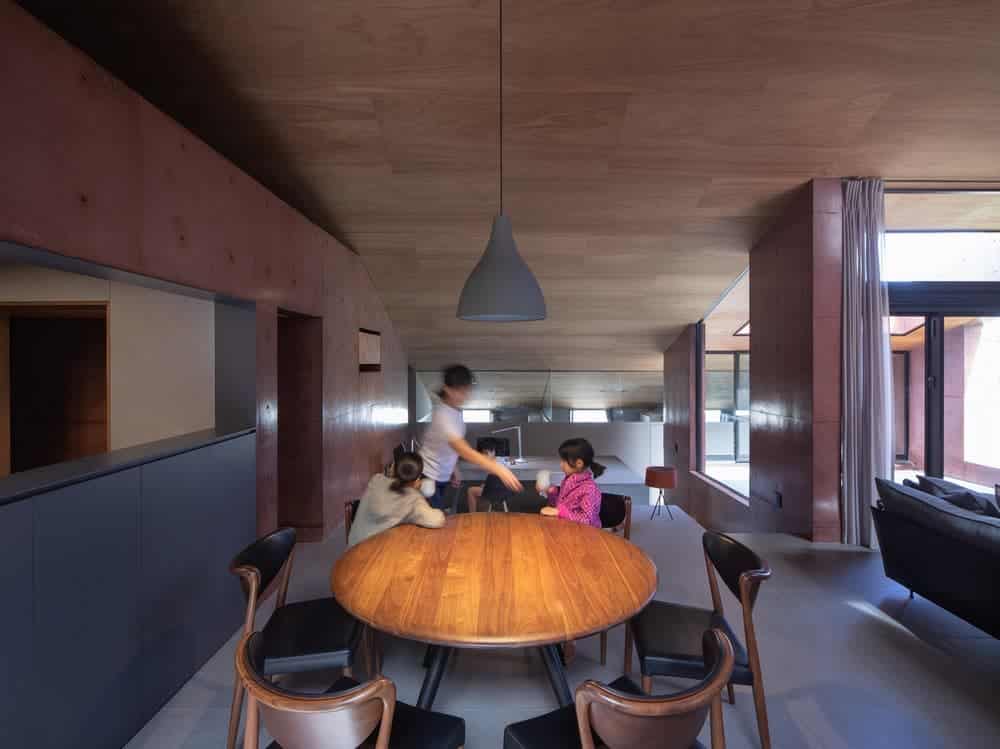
[498,0,503,215]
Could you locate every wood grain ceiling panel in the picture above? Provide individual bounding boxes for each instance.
[704,272,750,353]
[17,0,1000,369]
[886,192,1000,231]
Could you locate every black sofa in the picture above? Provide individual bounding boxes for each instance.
[872,478,1000,638]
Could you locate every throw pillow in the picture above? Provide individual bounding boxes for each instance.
[972,491,1000,518]
[936,490,982,513]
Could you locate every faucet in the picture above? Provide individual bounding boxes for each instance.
[491,425,523,464]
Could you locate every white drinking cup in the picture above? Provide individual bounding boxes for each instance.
[536,470,551,493]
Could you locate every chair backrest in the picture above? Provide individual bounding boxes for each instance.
[230,527,297,606]
[345,499,361,543]
[237,632,396,749]
[576,629,735,749]
[599,493,632,537]
[702,530,770,611]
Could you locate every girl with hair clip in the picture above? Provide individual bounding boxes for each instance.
[538,437,605,527]
[348,452,446,548]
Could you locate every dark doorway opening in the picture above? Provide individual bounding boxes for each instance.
[4,305,108,474]
[277,310,323,536]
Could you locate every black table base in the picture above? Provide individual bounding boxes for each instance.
[416,643,573,710]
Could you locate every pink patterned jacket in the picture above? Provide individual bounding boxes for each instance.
[546,470,603,527]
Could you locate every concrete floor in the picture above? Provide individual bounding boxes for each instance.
[127,508,1000,748]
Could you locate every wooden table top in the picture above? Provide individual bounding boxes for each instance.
[331,512,658,648]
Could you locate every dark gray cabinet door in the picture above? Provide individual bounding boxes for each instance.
[138,433,255,718]
[0,501,34,747]
[33,468,142,749]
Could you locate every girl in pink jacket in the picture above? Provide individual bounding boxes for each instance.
[539,438,604,527]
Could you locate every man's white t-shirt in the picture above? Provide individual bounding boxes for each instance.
[420,400,466,482]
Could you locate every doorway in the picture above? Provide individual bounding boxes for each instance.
[2,304,109,475]
[276,310,324,535]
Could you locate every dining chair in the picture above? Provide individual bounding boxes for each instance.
[227,527,364,749]
[626,531,772,748]
[596,493,633,664]
[503,628,735,749]
[236,632,466,749]
[345,499,361,544]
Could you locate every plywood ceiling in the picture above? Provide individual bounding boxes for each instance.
[19,1,1000,369]
[886,191,1000,231]
[704,272,750,353]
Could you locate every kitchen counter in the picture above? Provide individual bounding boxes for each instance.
[459,455,642,485]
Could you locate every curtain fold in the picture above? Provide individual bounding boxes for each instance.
[842,178,893,547]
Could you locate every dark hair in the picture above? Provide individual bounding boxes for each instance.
[558,438,606,478]
[390,452,424,493]
[478,436,497,454]
[438,364,474,398]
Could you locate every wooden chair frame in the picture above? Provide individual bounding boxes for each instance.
[625,543,772,749]
[598,494,632,664]
[577,629,734,749]
[344,498,382,678]
[344,499,358,544]
[227,547,297,749]
[236,634,397,749]
[703,549,772,749]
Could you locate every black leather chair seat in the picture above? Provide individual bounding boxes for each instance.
[633,601,751,684]
[259,597,362,675]
[267,677,465,749]
[503,677,662,749]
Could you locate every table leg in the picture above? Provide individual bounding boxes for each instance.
[539,645,573,706]
[417,645,452,710]
[422,644,437,668]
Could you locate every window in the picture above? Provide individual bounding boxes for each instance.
[415,370,663,423]
[701,351,750,494]
[462,409,492,423]
[696,271,750,498]
[884,232,1000,282]
[571,409,608,423]
[888,238,1000,493]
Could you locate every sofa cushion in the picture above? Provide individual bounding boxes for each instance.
[916,476,1000,518]
[875,478,1000,556]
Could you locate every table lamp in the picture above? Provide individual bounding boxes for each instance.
[645,466,677,520]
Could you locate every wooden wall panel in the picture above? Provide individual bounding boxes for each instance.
[0,6,408,536]
[0,315,9,476]
[665,180,843,540]
[255,303,278,535]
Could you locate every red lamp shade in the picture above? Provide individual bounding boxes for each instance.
[645,466,677,490]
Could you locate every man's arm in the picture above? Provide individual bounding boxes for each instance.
[448,437,524,491]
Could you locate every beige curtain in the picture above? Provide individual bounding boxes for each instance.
[842,178,893,547]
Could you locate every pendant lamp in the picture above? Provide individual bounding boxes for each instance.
[456,1,546,322]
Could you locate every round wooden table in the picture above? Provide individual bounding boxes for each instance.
[331,512,657,708]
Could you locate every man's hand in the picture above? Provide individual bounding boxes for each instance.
[540,506,558,517]
[495,465,523,492]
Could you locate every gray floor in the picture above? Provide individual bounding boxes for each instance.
[127,508,1000,748]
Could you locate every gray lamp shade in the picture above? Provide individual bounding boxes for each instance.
[457,214,547,321]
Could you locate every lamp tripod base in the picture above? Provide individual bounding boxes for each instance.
[650,488,674,520]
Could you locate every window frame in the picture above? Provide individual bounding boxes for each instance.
[888,281,1000,479]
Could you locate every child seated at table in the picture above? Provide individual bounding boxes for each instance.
[348,452,446,548]
[537,437,604,527]
[466,438,514,512]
